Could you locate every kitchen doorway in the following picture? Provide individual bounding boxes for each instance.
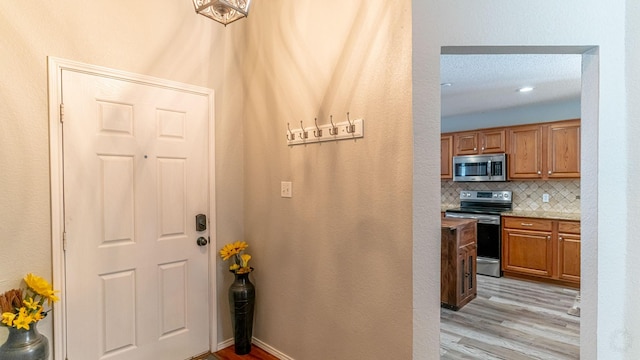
[438,47,593,359]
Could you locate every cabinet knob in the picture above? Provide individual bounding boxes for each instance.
[547,236,551,240]
[473,147,477,151]
[548,170,552,175]
[481,147,485,151]
[537,170,542,175]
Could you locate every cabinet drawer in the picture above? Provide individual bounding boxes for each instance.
[459,223,477,246]
[558,221,580,234]
[503,217,552,231]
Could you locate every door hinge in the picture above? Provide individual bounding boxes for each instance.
[59,103,65,123]
[63,231,67,251]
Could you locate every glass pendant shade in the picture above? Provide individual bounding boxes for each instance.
[193,0,251,26]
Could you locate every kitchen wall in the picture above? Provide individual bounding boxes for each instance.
[441,100,581,133]
[441,180,581,214]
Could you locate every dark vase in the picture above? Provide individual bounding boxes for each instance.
[0,322,49,360]
[228,269,255,355]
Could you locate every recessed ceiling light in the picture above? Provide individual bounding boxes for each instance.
[517,86,534,92]
[441,82,452,87]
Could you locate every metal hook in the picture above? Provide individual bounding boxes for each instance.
[313,117,323,138]
[329,115,338,135]
[299,120,308,140]
[345,112,355,133]
[287,122,294,141]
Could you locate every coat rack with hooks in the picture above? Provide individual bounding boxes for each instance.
[286,113,364,146]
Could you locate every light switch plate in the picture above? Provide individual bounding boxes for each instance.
[281,181,292,198]
[542,193,550,203]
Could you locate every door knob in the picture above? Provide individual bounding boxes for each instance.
[196,237,209,247]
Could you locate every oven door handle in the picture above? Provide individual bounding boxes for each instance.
[487,160,492,179]
[445,212,501,225]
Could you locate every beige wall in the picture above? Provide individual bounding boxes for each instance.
[233,1,413,358]
[0,0,245,352]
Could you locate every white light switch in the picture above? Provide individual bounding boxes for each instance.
[542,193,550,203]
[281,181,292,198]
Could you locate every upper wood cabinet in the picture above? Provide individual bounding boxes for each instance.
[453,129,506,156]
[547,121,581,178]
[508,119,580,179]
[441,135,453,179]
[508,125,543,179]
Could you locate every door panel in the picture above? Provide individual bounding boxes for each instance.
[62,69,210,360]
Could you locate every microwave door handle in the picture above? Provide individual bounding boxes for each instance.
[487,160,492,179]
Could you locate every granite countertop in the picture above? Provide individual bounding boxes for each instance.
[501,210,581,221]
[441,204,580,221]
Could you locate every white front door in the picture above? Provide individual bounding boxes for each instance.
[62,69,211,359]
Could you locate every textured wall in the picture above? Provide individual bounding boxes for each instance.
[0,1,241,356]
[236,1,413,359]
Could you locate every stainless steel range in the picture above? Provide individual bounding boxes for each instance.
[445,190,512,277]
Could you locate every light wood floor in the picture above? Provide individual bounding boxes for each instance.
[441,275,580,360]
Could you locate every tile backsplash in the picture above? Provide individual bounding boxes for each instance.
[441,180,580,214]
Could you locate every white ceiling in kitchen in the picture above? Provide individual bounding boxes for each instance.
[440,54,582,118]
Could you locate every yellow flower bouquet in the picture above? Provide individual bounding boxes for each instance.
[219,241,252,274]
[0,273,59,330]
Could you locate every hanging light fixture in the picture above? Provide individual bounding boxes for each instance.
[193,0,252,26]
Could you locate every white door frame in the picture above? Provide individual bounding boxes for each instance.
[48,57,217,360]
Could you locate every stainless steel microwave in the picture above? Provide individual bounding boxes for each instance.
[453,153,507,182]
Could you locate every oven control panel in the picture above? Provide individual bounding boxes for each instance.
[459,190,512,202]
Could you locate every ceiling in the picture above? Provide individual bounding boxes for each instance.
[440,54,583,118]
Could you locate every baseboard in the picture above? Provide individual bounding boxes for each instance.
[216,337,294,360]
[216,338,235,351]
[253,337,294,360]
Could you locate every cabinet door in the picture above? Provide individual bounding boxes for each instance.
[558,233,581,283]
[502,229,553,277]
[479,129,506,154]
[458,244,477,305]
[454,132,479,155]
[547,121,580,178]
[441,135,453,179]
[508,125,543,179]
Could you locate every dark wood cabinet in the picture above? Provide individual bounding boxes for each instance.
[502,216,580,287]
[441,218,477,310]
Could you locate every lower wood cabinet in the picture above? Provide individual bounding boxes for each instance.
[502,216,580,287]
[441,218,477,310]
